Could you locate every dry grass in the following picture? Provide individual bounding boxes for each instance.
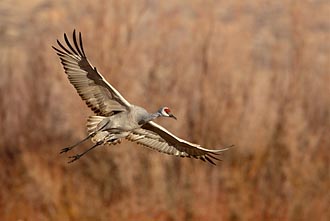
[0,0,329,220]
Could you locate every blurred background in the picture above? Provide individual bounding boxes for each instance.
[0,0,329,220]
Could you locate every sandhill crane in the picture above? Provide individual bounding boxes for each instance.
[53,30,231,165]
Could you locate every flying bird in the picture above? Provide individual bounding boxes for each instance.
[53,30,231,165]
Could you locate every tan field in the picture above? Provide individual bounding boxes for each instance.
[0,0,329,220]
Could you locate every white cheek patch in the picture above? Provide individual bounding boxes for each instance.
[161,109,169,116]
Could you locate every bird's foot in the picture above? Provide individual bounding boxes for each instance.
[60,147,72,154]
[67,154,81,163]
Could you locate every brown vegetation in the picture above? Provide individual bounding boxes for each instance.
[0,0,329,220]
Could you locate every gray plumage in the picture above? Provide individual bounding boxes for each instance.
[53,30,231,165]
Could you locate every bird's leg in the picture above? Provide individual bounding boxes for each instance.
[60,132,96,154]
[61,119,110,154]
[67,141,103,163]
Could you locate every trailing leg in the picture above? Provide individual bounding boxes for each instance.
[61,117,110,154]
[60,132,96,154]
[67,141,103,163]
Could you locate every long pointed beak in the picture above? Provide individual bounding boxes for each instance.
[169,114,177,120]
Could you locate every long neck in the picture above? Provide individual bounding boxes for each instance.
[147,112,162,122]
[139,112,161,125]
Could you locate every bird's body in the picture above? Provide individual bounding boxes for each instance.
[53,30,231,164]
[87,105,155,143]
[95,106,148,133]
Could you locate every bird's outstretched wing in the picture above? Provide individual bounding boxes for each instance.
[53,30,131,116]
[126,121,231,165]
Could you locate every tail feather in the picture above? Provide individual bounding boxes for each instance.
[86,116,106,134]
[86,116,121,145]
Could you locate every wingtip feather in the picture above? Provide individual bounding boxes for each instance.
[73,29,84,57]
[64,32,79,55]
[79,31,86,57]
[204,156,216,165]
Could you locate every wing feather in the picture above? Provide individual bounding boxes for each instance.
[53,30,131,116]
[126,121,231,165]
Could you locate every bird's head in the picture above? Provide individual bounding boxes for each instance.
[158,107,177,120]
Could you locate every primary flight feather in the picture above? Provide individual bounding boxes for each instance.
[53,30,230,165]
